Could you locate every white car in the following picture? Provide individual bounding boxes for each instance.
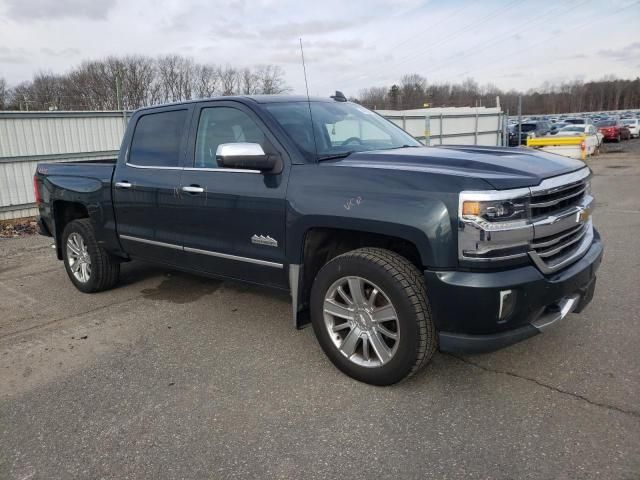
[622,118,639,138]
[555,124,602,155]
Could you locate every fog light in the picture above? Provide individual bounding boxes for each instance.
[498,290,516,321]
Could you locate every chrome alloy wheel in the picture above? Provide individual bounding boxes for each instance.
[323,276,400,367]
[66,232,92,283]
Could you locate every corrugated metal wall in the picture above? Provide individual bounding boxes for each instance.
[0,111,129,221]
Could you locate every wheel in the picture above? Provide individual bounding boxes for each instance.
[310,248,436,385]
[62,219,120,293]
[616,134,621,143]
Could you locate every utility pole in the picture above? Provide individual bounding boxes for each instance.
[115,72,123,111]
[517,95,522,146]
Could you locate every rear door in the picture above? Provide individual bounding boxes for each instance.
[113,105,192,264]
[178,101,290,288]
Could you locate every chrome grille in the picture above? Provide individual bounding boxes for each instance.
[528,170,593,274]
[530,179,587,219]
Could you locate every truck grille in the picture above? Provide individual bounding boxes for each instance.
[529,179,587,219]
[528,172,592,274]
[530,221,591,272]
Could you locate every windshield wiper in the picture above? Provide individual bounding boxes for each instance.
[386,144,420,150]
[317,151,354,161]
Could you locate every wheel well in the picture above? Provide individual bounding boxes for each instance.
[53,201,89,259]
[297,228,422,320]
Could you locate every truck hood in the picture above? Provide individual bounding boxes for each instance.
[332,145,586,189]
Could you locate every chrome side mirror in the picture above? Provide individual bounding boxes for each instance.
[216,143,278,172]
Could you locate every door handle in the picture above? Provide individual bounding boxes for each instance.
[115,181,132,189]
[182,185,204,194]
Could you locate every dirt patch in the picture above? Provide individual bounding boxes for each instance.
[0,218,38,238]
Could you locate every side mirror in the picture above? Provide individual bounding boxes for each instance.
[216,143,280,173]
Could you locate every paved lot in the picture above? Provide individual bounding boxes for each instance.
[1,141,639,480]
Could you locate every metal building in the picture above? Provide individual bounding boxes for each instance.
[0,111,128,221]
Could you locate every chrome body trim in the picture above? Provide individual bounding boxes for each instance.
[216,142,266,157]
[530,167,590,194]
[119,235,283,268]
[114,181,132,189]
[531,294,580,331]
[126,162,182,171]
[183,246,283,268]
[119,234,183,250]
[183,167,261,173]
[182,186,204,193]
[498,290,513,320]
[125,162,261,174]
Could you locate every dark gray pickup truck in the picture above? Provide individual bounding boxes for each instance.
[34,95,603,385]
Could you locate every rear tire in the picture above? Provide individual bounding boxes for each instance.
[62,219,120,293]
[310,248,437,385]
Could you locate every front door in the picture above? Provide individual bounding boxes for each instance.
[113,106,191,265]
[178,101,289,288]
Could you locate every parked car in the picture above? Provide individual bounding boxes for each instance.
[34,95,602,385]
[508,121,552,146]
[621,118,639,138]
[564,117,591,125]
[549,121,568,133]
[556,125,604,156]
[596,119,632,142]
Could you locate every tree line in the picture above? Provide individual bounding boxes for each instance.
[353,74,640,114]
[0,55,289,111]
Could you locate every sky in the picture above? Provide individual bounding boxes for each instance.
[1,0,639,97]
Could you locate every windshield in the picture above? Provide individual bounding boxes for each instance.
[519,124,537,132]
[264,101,421,161]
[564,118,585,124]
[597,121,616,127]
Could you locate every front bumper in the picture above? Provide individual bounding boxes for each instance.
[425,229,603,354]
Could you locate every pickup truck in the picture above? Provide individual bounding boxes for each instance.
[34,95,603,385]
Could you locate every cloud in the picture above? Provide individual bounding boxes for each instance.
[259,19,368,39]
[597,42,640,62]
[3,0,116,21]
[40,47,80,57]
[0,46,29,64]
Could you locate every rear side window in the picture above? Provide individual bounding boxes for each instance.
[129,110,188,167]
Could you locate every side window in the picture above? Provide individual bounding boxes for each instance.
[129,110,187,167]
[194,107,267,168]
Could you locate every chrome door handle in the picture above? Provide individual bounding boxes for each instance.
[182,185,204,194]
[115,181,132,189]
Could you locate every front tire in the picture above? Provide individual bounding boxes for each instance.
[310,248,436,385]
[62,219,120,293]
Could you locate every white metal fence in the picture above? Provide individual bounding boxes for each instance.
[0,107,505,221]
[377,106,506,146]
[0,111,128,221]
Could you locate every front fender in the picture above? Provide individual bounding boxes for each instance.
[285,164,459,268]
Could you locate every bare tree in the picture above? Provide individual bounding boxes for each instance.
[218,65,239,96]
[255,65,289,94]
[0,78,7,109]
[240,68,259,95]
[192,64,219,99]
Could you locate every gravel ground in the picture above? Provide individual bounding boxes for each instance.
[0,140,639,479]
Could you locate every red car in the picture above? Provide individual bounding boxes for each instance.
[596,120,632,142]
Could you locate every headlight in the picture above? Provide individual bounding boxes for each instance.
[458,189,533,263]
[461,199,528,222]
